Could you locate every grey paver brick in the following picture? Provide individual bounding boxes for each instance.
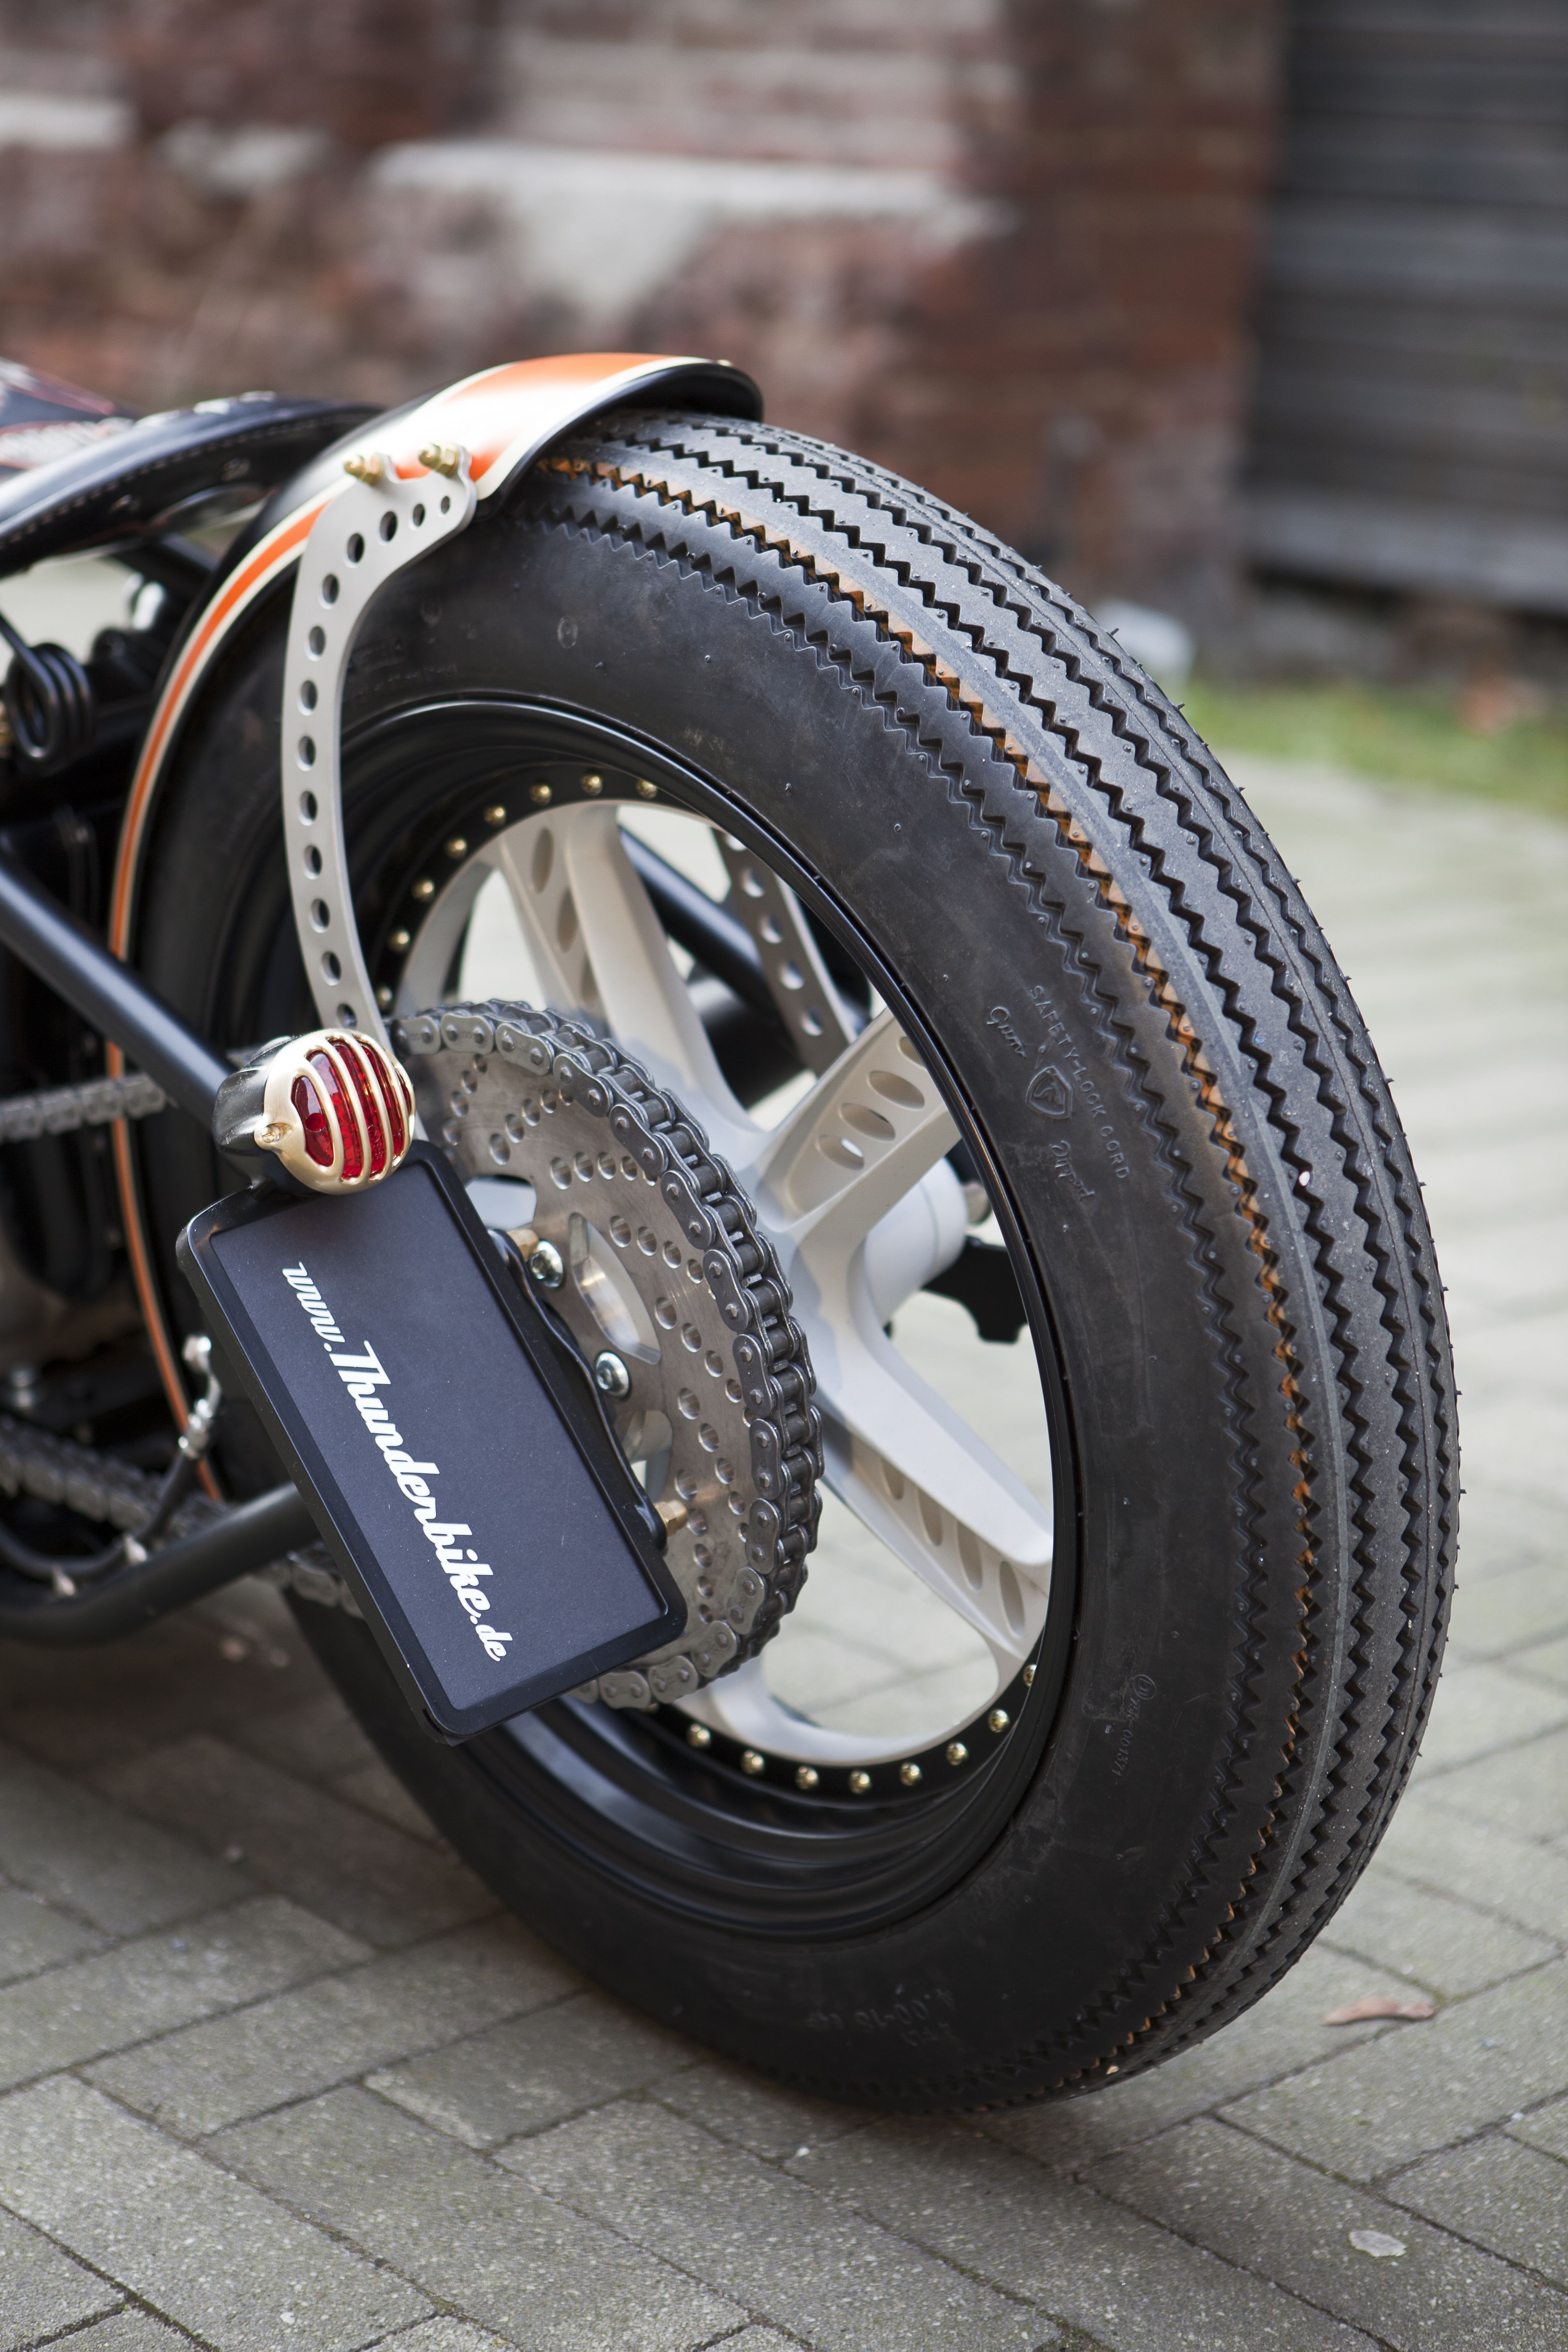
[214,2084,745,2351]
[44,2316,196,2351]
[227,1691,384,1784]
[0,2200,119,2346]
[380,2325,516,2352]
[1451,1482,1567,1580]
[331,1759,441,1842]
[97,1733,493,1946]
[1418,1725,1568,1840]
[1447,1561,1568,1660]
[649,2054,875,2163]
[368,1989,693,2147]
[88,1916,579,2138]
[0,2076,427,2351]
[509,2101,1054,2352]
[0,1884,103,1984]
[1390,2133,1568,2288]
[1515,1632,1568,1693]
[1372,1792,1568,1944]
[1221,1957,1568,2179]
[988,1943,1427,2172]
[1319,1867,1556,1997]
[1509,2094,1568,2163]
[703,2338,804,2352]
[1091,2117,1568,2352]
[0,1894,366,2091]
[0,1743,244,1933]
[1408,1666,1568,1779]
[787,2114,1373,2351]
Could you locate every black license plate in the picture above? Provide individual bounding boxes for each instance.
[179,1145,683,1737]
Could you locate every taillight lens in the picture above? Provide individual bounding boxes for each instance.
[333,1037,388,1177]
[290,1073,334,1167]
[307,1048,364,1180]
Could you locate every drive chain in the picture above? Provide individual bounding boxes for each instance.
[399,1000,822,1705]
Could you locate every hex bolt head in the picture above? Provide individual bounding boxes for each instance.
[593,1349,631,1397]
[527,1239,565,1291]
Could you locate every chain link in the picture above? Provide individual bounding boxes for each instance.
[0,1072,167,1144]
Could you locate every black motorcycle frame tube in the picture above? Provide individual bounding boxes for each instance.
[0,1482,316,1644]
[0,847,229,1120]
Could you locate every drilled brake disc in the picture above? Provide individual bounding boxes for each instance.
[398,1001,822,1710]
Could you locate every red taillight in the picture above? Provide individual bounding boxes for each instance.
[333,1036,388,1177]
[308,1048,363,1180]
[291,1074,334,1167]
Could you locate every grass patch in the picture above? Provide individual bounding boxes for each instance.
[1181,678,1568,822]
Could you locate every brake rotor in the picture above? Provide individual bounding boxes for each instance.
[398,1001,822,1710]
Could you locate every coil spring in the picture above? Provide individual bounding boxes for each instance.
[0,610,97,776]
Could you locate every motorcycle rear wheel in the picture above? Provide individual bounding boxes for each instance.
[130,407,1455,2108]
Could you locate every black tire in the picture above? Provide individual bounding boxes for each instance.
[131,407,1456,2108]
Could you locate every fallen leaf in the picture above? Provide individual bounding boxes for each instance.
[1323,1996,1436,2025]
[1349,2229,1406,2259]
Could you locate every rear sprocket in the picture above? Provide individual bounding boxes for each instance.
[399,1000,822,1710]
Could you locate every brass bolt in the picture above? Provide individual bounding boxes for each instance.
[389,928,411,952]
[412,878,435,900]
[848,1769,872,1795]
[343,452,385,485]
[375,985,393,1011]
[636,778,658,799]
[656,1498,689,1537]
[485,804,507,826]
[418,442,462,478]
[1023,1663,1035,1687]
[988,1708,1010,1735]
[580,771,603,796]
[900,1761,922,1786]
[740,1749,765,1777]
[530,781,552,805]
[445,836,467,859]
[946,1741,968,1767]
[686,1723,712,1750]
[255,1121,289,1148]
[794,1765,820,1792]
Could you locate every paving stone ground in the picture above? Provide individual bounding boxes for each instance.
[0,753,1564,2351]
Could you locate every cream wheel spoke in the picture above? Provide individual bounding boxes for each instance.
[816,1327,1051,1674]
[745,1010,958,1270]
[490,807,755,1157]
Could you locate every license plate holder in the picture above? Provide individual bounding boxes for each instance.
[178,1145,684,1738]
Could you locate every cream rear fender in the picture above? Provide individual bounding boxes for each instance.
[105,352,762,1429]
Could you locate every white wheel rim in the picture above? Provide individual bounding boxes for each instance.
[402,798,1054,1767]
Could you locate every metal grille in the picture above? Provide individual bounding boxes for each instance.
[1247,0,1568,611]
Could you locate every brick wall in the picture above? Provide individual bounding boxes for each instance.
[0,0,1284,621]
